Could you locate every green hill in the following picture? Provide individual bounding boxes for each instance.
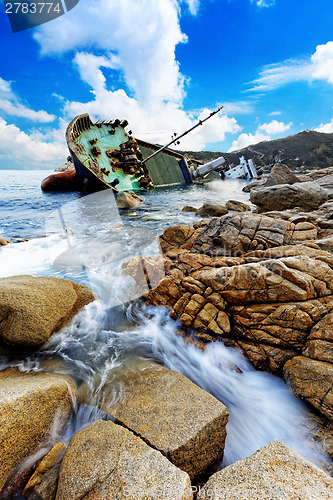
[181,130,333,171]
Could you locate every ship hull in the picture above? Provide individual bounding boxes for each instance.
[66,114,192,193]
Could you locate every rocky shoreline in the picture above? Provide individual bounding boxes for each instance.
[0,164,333,498]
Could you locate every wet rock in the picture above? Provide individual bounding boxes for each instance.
[225,200,251,212]
[235,340,295,375]
[195,203,228,218]
[115,190,143,209]
[56,419,192,500]
[159,224,198,253]
[250,181,328,213]
[80,361,229,481]
[0,275,97,348]
[306,412,333,461]
[0,369,76,494]
[197,441,333,500]
[23,442,66,500]
[264,163,300,186]
[0,238,11,246]
[182,205,197,212]
[193,218,211,229]
[284,356,333,420]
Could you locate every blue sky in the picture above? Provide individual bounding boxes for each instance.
[1,0,333,169]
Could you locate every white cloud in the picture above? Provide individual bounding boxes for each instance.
[0,77,11,93]
[249,59,312,92]
[34,0,187,107]
[184,0,200,15]
[228,120,292,152]
[0,77,56,122]
[228,131,270,152]
[269,110,282,116]
[311,41,333,85]
[252,0,275,7]
[221,101,254,115]
[249,41,333,92]
[0,118,67,167]
[32,0,240,151]
[258,120,292,135]
[315,119,333,134]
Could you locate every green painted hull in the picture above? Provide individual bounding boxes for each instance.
[66,114,191,192]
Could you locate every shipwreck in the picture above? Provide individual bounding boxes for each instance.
[41,108,259,192]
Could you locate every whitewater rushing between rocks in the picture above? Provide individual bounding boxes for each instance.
[0,229,327,468]
[0,168,333,498]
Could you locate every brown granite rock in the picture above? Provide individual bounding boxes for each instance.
[313,236,333,253]
[79,361,229,481]
[284,356,333,420]
[124,236,333,382]
[191,255,333,304]
[0,370,76,494]
[190,213,316,256]
[264,163,300,186]
[250,181,328,213]
[56,419,192,500]
[195,203,228,218]
[225,200,251,212]
[123,215,333,412]
[232,298,333,350]
[197,441,333,499]
[182,205,197,212]
[235,340,296,375]
[0,275,97,347]
[115,190,142,209]
[159,224,197,253]
[23,442,66,500]
[0,238,11,246]
[242,178,265,192]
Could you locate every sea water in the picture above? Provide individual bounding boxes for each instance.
[0,170,329,469]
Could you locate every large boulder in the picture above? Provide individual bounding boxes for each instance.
[264,163,300,186]
[0,275,97,347]
[197,441,333,499]
[250,181,328,213]
[0,370,76,494]
[79,361,229,481]
[56,419,192,500]
[284,356,333,421]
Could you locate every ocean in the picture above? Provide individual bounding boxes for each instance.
[0,170,328,468]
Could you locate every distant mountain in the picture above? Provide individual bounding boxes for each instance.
[182,130,333,171]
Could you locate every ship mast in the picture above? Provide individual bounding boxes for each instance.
[141,106,223,165]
